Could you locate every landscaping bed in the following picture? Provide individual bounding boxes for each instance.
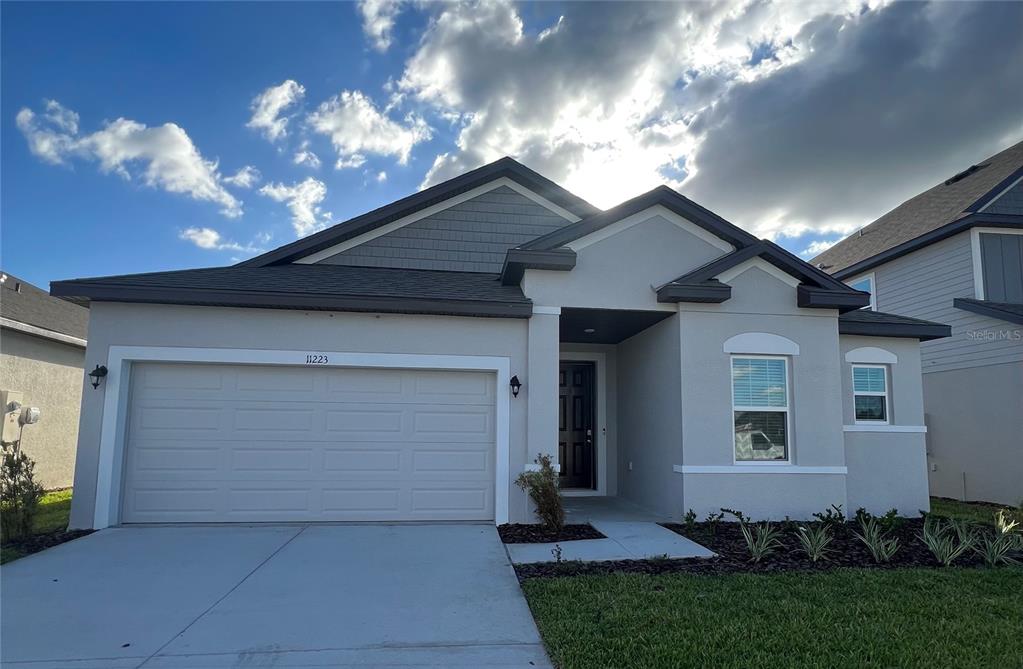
[1,489,90,564]
[498,523,605,544]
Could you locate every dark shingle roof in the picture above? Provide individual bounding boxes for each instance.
[51,264,532,318]
[814,141,1023,274]
[1,271,88,340]
[838,309,950,341]
[953,298,1023,325]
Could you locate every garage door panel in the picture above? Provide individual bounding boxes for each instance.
[122,363,496,523]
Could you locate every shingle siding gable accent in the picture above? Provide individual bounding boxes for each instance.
[984,179,1023,216]
[317,186,572,273]
[872,231,1023,373]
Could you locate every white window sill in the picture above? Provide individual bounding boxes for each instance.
[843,425,927,433]
[674,465,847,475]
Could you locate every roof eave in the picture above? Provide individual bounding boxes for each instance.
[797,285,871,312]
[499,247,576,285]
[953,298,1023,325]
[49,282,533,319]
[656,280,732,303]
[838,318,951,341]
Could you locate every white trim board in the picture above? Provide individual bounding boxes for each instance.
[295,177,581,264]
[0,316,87,348]
[676,465,847,475]
[566,204,735,253]
[92,346,512,529]
[559,350,610,496]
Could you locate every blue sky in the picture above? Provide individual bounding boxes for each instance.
[3,1,1021,289]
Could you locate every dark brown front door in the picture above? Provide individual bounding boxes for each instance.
[559,361,595,489]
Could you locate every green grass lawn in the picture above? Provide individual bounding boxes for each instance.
[929,496,1022,526]
[523,568,1023,669]
[0,488,73,564]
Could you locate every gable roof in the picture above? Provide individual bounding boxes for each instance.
[239,157,599,268]
[516,185,759,251]
[655,241,870,311]
[813,141,1023,276]
[1,271,88,342]
[50,264,532,319]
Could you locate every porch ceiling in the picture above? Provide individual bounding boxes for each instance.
[559,307,673,344]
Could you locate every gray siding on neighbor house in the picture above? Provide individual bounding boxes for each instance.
[872,231,1023,373]
[317,186,572,273]
[979,233,1023,303]
[984,178,1023,216]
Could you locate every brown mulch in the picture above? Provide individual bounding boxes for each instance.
[514,518,992,580]
[498,523,605,544]
[2,529,95,561]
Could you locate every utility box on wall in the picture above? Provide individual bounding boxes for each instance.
[1,389,25,445]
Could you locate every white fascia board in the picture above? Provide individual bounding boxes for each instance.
[295,177,582,264]
[0,317,87,348]
[566,204,735,253]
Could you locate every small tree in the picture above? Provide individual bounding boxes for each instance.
[1,448,45,541]
[515,453,564,531]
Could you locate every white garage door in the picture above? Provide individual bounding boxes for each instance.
[121,362,496,523]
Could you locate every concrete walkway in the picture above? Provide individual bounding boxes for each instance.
[1,525,551,668]
[506,497,715,565]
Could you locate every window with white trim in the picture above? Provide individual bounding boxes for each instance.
[852,365,888,423]
[846,274,875,310]
[731,356,789,462]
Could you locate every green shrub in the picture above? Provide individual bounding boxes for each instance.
[683,509,697,532]
[812,504,846,529]
[704,511,724,536]
[974,532,1020,568]
[795,524,833,562]
[515,453,564,531]
[919,516,976,567]
[739,521,782,563]
[0,449,45,542]
[853,516,900,563]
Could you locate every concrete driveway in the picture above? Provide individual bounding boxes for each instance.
[1,525,551,668]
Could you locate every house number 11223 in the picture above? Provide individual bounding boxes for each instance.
[304,354,329,364]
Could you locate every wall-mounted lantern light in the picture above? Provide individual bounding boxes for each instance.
[509,375,522,398]
[88,365,108,389]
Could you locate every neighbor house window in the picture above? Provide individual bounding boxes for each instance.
[846,274,875,310]
[852,365,888,423]
[732,356,789,462]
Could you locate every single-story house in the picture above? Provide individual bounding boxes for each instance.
[1,271,89,488]
[814,140,1022,505]
[53,158,950,529]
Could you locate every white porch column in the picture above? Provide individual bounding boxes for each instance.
[526,306,561,468]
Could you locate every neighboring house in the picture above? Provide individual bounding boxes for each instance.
[52,158,949,529]
[1,271,89,488]
[814,141,1023,506]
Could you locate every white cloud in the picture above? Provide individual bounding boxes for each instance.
[800,239,838,257]
[358,0,403,51]
[398,1,1023,240]
[224,165,261,188]
[376,171,387,182]
[17,100,242,217]
[179,226,263,253]
[260,177,332,237]
[307,90,430,168]
[247,80,305,142]
[293,140,322,168]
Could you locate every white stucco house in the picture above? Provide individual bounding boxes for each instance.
[53,158,950,529]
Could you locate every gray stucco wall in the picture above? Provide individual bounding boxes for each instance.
[923,362,1023,506]
[0,328,84,489]
[69,302,531,528]
[318,185,571,273]
[839,336,929,515]
[678,265,849,520]
[522,213,727,311]
[616,315,682,517]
